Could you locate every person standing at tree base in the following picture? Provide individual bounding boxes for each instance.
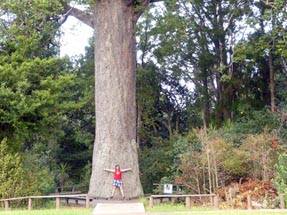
[104,164,131,199]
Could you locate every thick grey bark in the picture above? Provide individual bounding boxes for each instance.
[63,0,164,199]
[88,0,143,198]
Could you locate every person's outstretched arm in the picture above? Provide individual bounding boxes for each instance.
[104,168,115,172]
[121,168,132,172]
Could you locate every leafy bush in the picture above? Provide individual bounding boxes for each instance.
[215,109,280,147]
[164,126,281,195]
[223,148,250,177]
[139,137,172,193]
[21,151,55,196]
[0,138,25,198]
[239,130,279,181]
[0,138,55,203]
[274,153,287,193]
[170,131,200,178]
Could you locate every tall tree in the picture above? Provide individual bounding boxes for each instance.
[0,0,87,197]
[0,0,76,148]
[233,0,287,113]
[62,0,162,198]
[154,0,251,125]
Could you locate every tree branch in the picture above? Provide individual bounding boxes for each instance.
[134,0,163,21]
[260,0,275,8]
[63,4,94,28]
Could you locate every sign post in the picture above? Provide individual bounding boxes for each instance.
[163,184,173,194]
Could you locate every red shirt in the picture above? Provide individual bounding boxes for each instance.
[114,169,122,180]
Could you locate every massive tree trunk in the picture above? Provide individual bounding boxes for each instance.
[63,0,161,199]
[88,0,143,199]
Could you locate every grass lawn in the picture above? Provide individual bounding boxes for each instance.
[153,211,287,215]
[1,203,287,215]
[159,212,287,215]
[1,208,287,215]
[146,203,213,212]
[0,208,93,215]
[145,203,287,215]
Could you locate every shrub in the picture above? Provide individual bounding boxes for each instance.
[274,153,287,193]
[0,138,25,198]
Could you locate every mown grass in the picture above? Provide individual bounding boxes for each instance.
[1,201,287,215]
[146,202,213,212]
[161,212,287,215]
[1,208,287,215]
[143,201,287,215]
[0,208,92,215]
[163,212,287,215]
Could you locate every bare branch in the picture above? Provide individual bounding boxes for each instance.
[63,4,94,28]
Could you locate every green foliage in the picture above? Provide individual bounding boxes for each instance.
[56,39,95,185]
[0,138,55,199]
[240,130,279,180]
[21,151,55,196]
[152,0,253,125]
[0,57,77,147]
[169,131,200,177]
[0,0,65,57]
[57,163,70,192]
[0,0,94,195]
[139,137,173,193]
[79,162,91,192]
[164,125,281,194]
[137,1,287,195]
[274,153,287,193]
[223,148,250,177]
[215,109,280,146]
[0,138,25,198]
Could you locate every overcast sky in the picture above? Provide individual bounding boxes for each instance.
[60,16,93,57]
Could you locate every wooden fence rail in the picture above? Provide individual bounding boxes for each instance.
[0,194,90,211]
[246,194,286,210]
[149,194,286,210]
[149,194,218,209]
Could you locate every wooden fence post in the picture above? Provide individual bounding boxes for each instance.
[185,196,191,209]
[56,197,60,209]
[280,194,285,209]
[28,198,32,210]
[149,196,154,208]
[4,200,9,211]
[247,194,252,210]
[86,195,90,209]
[214,195,219,209]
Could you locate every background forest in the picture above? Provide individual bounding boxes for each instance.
[1,0,287,208]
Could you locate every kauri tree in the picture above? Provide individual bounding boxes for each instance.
[62,0,162,198]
